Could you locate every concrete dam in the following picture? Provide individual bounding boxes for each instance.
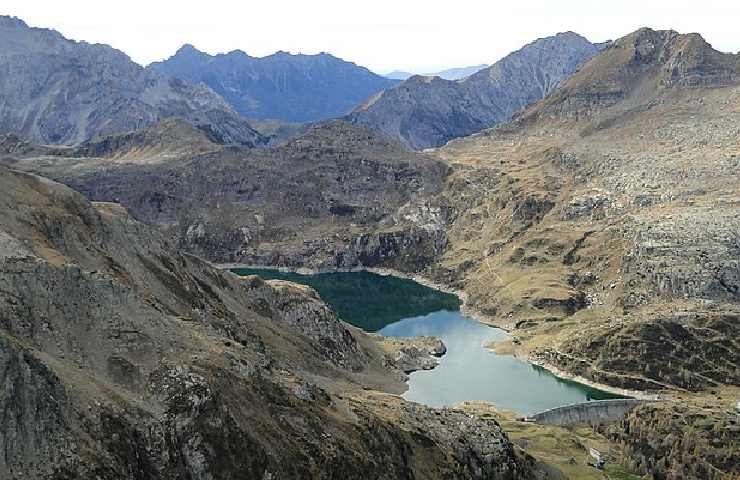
[527,399,656,426]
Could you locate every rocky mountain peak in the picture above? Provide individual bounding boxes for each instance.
[626,28,678,60]
[556,30,587,39]
[0,14,69,58]
[224,48,252,58]
[0,16,265,146]
[174,42,206,57]
[532,30,592,47]
[347,32,602,149]
[515,28,740,124]
[151,45,398,123]
[0,15,27,28]
[601,27,737,86]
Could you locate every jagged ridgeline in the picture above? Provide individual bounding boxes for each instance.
[0,16,265,146]
[347,32,606,149]
[150,45,399,123]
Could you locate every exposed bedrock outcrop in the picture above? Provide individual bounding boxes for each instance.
[239,275,368,370]
[621,208,740,307]
[375,336,447,373]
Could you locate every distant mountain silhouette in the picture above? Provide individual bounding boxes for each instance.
[151,46,399,123]
[0,16,264,146]
[385,64,489,81]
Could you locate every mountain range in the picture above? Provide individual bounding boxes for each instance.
[0,17,608,151]
[0,16,264,146]
[1,13,739,480]
[426,30,740,476]
[150,45,399,123]
[348,32,605,149]
[10,26,740,478]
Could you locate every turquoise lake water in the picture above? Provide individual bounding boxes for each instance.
[233,268,624,415]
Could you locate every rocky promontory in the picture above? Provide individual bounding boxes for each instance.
[376,335,447,373]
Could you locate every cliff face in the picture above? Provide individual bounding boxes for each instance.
[150,45,399,123]
[0,16,265,146]
[0,166,538,479]
[347,32,603,149]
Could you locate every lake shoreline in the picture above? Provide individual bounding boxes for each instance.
[525,357,662,401]
[219,262,655,402]
[218,262,506,329]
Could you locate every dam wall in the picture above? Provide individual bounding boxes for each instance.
[527,399,656,426]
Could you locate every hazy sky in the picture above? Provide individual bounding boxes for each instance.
[2,0,739,73]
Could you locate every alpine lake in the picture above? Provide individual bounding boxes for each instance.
[232,268,625,416]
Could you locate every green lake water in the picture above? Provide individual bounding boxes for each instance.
[233,268,625,415]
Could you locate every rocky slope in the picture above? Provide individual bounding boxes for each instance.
[412,29,740,477]
[347,32,603,149]
[9,119,450,272]
[150,45,398,123]
[6,26,740,479]
[426,28,740,396]
[0,16,264,146]
[0,165,544,479]
[600,399,739,479]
